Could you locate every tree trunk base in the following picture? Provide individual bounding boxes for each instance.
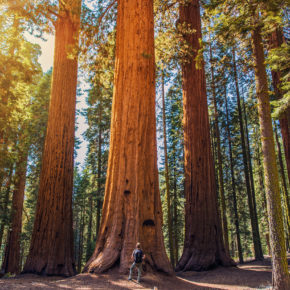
[83,245,174,275]
[22,263,76,277]
[176,248,236,272]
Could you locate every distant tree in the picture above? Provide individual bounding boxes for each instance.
[0,10,42,273]
[232,47,263,260]
[21,71,51,267]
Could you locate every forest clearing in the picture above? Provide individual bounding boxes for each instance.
[0,0,289,289]
[1,255,289,289]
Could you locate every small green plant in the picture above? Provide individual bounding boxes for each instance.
[141,51,152,59]
[3,272,16,278]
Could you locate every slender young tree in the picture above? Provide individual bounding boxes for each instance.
[161,70,175,266]
[250,6,290,289]
[0,167,13,253]
[86,188,93,261]
[209,44,229,256]
[23,0,81,276]
[1,150,28,274]
[83,0,173,274]
[224,88,244,263]
[232,47,263,260]
[269,27,290,183]
[176,0,234,271]
[96,119,102,238]
[274,125,290,246]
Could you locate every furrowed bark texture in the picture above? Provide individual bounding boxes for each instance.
[83,0,173,275]
[23,0,80,277]
[252,22,290,289]
[1,152,28,274]
[176,0,234,271]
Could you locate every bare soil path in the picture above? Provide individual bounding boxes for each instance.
[0,256,288,289]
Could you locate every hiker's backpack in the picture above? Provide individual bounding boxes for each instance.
[134,249,143,263]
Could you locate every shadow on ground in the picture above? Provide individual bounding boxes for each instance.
[1,256,287,289]
[0,273,211,289]
[178,261,273,289]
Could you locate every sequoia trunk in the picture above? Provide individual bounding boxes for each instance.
[176,0,234,271]
[23,0,81,276]
[83,0,172,274]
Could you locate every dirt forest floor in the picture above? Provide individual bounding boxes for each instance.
[0,256,289,290]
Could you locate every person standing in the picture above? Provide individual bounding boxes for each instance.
[128,242,145,283]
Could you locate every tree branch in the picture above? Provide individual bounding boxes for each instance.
[97,0,117,26]
[47,7,61,19]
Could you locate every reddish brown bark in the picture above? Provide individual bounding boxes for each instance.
[176,0,234,271]
[83,0,173,275]
[1,151,28,274]
[23,0,81,277]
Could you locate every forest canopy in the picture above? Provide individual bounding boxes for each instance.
[0,0,289,289]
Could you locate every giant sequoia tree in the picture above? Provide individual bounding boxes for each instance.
[176,0,234,271]
[23,0,81,276]
[83,0,173,274]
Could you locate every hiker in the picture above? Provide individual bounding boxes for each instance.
[128,242,145,283]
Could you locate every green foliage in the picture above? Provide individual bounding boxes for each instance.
[156,69,185,262]
[73,2,115,269]
[1,0,290,272]
[21,70,51,264]
[0,36,50,268]
[268,43,290,118]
